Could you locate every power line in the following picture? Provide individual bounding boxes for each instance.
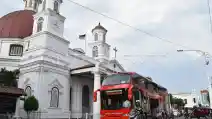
[65,0,195,50]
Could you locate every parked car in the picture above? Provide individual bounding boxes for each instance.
[188,107,212,118]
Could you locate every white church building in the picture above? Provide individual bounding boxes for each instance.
[0,0,125,118]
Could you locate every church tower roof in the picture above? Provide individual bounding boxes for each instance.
[92,22,107,33]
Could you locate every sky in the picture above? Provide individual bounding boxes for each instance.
[1,0,212,93]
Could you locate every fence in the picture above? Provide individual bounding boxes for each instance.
[0,113,14,119]
[71,113,94,119]
[20,111,41,119]
[2,112,151,119]
[10,110,42,119]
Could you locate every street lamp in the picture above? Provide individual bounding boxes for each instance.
[177,49,212,108]
[177,50,184,52]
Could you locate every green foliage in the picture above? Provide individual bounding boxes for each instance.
[169,94,173,104]
[169,94,185,107]
[0,68,19,87]
[173,98,185,106]
[24,96,39,113]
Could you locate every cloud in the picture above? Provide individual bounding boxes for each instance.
[0,0,211,92]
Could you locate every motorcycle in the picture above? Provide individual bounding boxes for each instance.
[129,108,145,119]
[184,113,189,119]
[129,101,145,119]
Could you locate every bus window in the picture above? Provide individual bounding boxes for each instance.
[101,89,129,110]
[102,74,131,86]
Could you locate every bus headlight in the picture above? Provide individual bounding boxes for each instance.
[100,114,104,118]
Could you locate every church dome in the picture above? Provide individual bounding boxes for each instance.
[0,10,35,39]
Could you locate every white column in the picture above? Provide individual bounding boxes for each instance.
[93,63,101,119]
[64,75,70,111]
[14,98,21,118]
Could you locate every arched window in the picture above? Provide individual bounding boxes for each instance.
[82,85,90,113]
[37,17,44,32]
[54,1,59,13]
[9,44,23,56]
[29,0,32,7]
[94,33,98,41]
[25,1,28,7]
[25,86,32,97]
[103,34,106,41]
[92,46,98,57]
[33,2,37,10]
[42,0,46,11]
[50,87,59,107]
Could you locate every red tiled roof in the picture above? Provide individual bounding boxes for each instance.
[0,10,35,38]
[0,86,24,96]
[201,90,208,93]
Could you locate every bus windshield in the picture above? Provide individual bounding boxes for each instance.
[101,89,129,110]
[102,74,131,86]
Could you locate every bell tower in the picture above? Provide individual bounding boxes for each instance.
[89,23,110,63]
[28,0,67,54]
[32,0,65,37]
[16,0,70,118]
[24,0,42,12]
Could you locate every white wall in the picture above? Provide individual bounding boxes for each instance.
[0,38,24,70]
[71,76,93,118]
[0,38,24,57]
[18,64,70,118]
[172,93,198,108]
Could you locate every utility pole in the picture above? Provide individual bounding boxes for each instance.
[177,49,212,108]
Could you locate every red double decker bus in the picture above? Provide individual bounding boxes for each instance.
[93,72,168,119]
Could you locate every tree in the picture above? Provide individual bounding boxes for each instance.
[169,94,174,105]
[24,96,39,119]
[172,97,185,108]
[0,68,20,113]
[0,68,19,87]
[169,94,185,108]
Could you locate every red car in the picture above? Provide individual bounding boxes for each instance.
[189,107,212,118]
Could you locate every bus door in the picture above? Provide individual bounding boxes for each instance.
[132,88,142,109]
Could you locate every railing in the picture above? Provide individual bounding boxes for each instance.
[0,112,175,119]
[0,113,15,119]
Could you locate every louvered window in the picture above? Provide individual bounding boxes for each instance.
[9,44,23,56]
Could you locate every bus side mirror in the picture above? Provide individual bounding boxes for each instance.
[93,89,100,102]
[128,86,133,100]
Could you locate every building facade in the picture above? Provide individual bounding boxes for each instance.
[200,90,210,107]
[0,0,126,119]
[172,92,198,108]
